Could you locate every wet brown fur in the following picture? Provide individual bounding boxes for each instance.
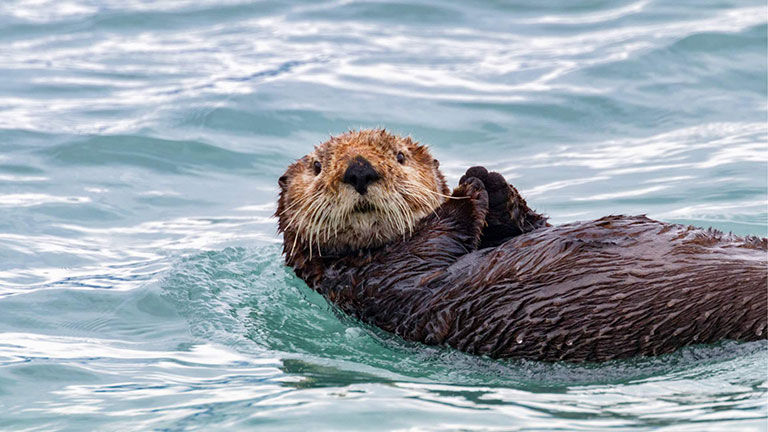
[277,130,768,362]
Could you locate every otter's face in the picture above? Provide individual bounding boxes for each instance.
[277,129,449,256]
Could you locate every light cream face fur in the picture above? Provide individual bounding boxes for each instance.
[277,129,449,255]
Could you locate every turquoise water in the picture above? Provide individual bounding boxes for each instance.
[1,0,767,430]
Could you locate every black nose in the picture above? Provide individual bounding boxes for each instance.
[342,156,380,195]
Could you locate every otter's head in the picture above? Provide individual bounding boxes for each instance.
[277,129,449,258]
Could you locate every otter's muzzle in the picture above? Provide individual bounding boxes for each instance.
[343,156,380,195]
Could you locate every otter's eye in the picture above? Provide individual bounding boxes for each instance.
[313,161,321,175]
[396,152,405,164]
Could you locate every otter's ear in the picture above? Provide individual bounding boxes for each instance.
[278,175,288,190]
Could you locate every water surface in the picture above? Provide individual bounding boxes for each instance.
[0,0,766,430]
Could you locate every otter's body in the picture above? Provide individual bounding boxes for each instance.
[278,130,767,362]
[294,215,766,361]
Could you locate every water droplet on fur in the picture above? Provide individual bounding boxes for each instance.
[757,329,764,336]
[516,335,523,344]
[692,334,699,341]
[667,300,676,307]
[565,339,573,346]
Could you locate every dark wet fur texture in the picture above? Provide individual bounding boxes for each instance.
[280,162,768,362]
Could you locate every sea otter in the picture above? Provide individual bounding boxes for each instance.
[276,129,767,362]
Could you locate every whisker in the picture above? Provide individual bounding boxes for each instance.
[403,181,466,200]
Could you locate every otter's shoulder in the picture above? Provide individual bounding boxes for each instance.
[470,214,764,278]
[512,214,765,250]
[499,215,664,250]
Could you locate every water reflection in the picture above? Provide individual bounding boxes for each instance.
[0,0,765,429]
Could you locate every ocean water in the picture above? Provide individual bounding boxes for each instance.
[0,0,766,430]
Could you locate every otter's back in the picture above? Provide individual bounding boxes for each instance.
[429,215,767,361]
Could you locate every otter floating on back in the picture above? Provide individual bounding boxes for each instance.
[276,129,767,362]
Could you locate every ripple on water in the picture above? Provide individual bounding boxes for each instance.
[0,0,765,430]
[154,246,768,429]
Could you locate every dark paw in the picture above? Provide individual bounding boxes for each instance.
[460,167,527,248]
[450,176,489,240]
[459,166,489,186]
[460,167,510,222]
[453,176,487,201]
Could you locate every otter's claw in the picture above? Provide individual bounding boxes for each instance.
[460,166,541,248]
[459,167,508,210]
[460,167,511,227]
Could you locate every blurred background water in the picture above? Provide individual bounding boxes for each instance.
[0,0,766,430]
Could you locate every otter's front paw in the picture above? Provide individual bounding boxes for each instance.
[451,176,489,218]
[460,166,527,248]
[459,167,511,225]
[453,176,488,204]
